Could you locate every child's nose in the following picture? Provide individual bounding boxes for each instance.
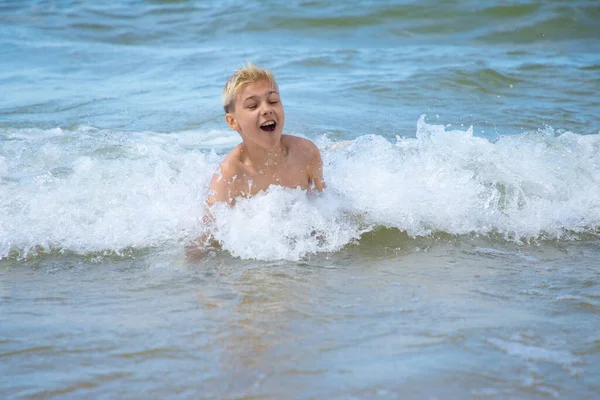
[260,102,273,114]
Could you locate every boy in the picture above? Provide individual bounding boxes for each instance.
[208,62,326,207]
[186,63,326,257]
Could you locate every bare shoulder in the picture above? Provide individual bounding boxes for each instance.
[282,135,326,191]
[282,134,321,160]
[217,145,244,179]
[208,145,244,206]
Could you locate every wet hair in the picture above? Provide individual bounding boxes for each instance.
[221,62,278,113]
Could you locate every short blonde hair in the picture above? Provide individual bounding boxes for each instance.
[222,62,278,113]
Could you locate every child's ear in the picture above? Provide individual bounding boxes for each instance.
[225,113,240,131]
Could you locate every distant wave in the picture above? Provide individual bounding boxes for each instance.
[3,0,598,46]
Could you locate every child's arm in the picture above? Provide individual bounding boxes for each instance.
[207,162,237,206]
[307,142,326,192]
[185,206,218,260]
[185,162,237,260]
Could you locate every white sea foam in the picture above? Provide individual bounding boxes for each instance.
[487,337,580,366]
[0,128,219,258]
[210,187,362,261]
[323,116,600,240]
[1,117,599,260]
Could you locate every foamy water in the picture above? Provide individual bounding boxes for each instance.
[2,118,599,260]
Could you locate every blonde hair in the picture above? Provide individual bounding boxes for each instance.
[222,62,278,113]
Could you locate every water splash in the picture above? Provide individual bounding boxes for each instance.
[1,118,599,260]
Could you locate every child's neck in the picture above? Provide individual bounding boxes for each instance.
[241,142,287,171]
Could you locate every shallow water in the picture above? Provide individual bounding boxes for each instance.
[1,0,600,398]
[2,240,599,399]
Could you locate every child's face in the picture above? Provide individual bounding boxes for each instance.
[226,79,285,149]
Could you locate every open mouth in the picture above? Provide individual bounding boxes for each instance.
[260,121,276,132]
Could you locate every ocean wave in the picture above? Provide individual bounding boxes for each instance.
[4,0,598,46]
[1,118,599,260]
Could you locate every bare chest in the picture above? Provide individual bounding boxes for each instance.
[236,164,310,197]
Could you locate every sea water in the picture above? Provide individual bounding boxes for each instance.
[1,1,599,399]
